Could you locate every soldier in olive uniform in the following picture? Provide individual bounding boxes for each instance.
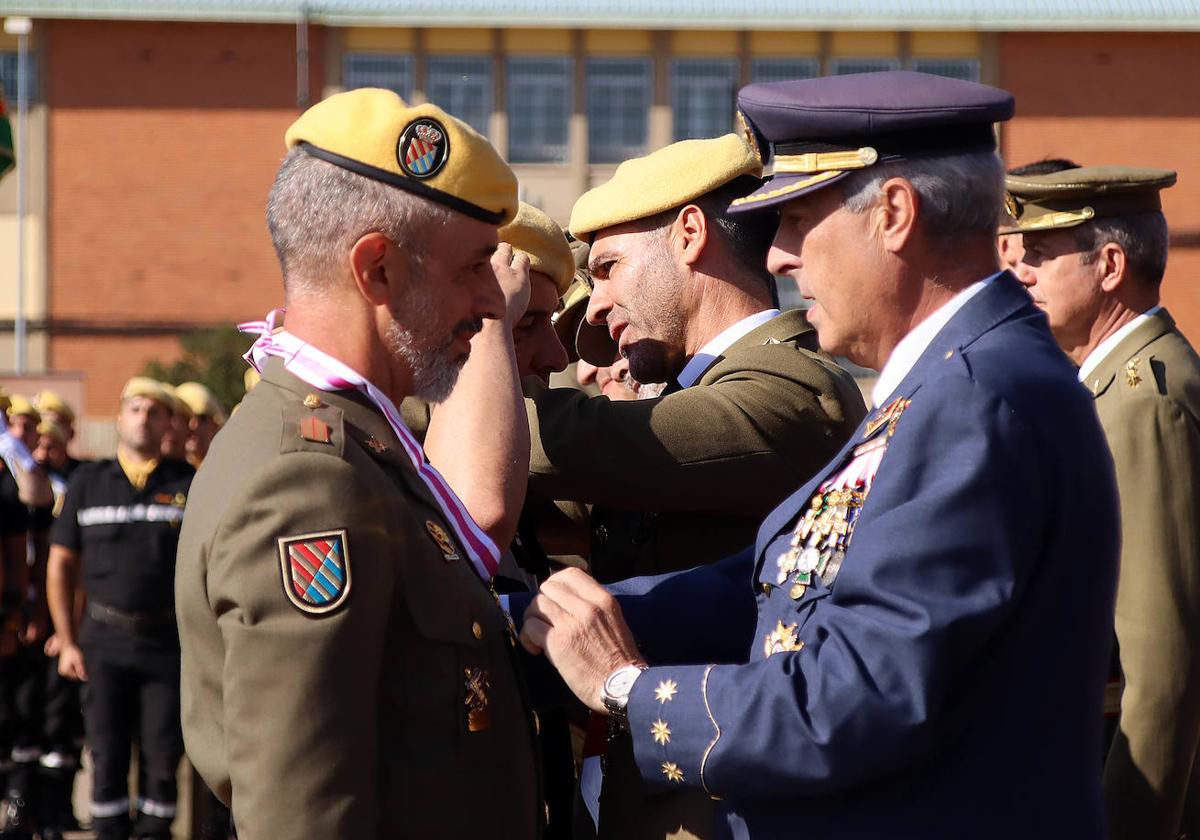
[1004,166,1200,840]
[175,90,543,839]
[465,135,867,839]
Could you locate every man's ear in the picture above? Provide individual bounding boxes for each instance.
[349,232,403,306]
[876,177,920,254]
[675,205,709,267]
[1096,242,1128,294]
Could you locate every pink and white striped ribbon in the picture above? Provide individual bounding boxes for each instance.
[239,309,500,581]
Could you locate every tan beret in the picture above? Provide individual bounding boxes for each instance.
[1001,166,1177,234]
[569,133,762,238]
[500,203,575,294]
[244,367,261,394]
[286,88,518,225]
[33,389,75,425]
[122,377,176,412]
[175,381,227,424]
[7,395,39,422]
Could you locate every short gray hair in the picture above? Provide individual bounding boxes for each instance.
[266,148,453,294]
[1076,213,1169,287]
[840,151,1005,242]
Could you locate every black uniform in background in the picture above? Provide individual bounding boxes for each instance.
[51,458,193,840]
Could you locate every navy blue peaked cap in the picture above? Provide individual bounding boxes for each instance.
[730,71,1015,213]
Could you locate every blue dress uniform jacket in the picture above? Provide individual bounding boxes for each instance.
[611,275,1120,839]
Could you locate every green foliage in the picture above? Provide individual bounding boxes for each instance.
[142,326,249,413]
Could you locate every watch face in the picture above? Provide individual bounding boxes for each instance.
[606,665,642,698]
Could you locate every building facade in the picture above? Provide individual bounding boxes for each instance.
[1,3,1199,449]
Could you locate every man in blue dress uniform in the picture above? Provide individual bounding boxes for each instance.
[518,71,1120,838]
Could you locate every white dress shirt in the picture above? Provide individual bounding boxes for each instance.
[676,309,782,390]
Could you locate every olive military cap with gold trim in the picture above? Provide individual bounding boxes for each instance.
[731,71,1014,212]
[1000,166,1177,235]
[568,133,762,238]
[500,203,575,294]
[286,88,518,225]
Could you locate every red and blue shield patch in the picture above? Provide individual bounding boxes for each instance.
[397,118,449,179]
[277,529,351,615]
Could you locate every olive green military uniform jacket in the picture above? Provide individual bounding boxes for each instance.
[525,310,867,840]
[1091,310,1200,840]
[176,358,541,840]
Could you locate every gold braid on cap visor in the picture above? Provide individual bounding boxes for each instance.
[730,147,878,208]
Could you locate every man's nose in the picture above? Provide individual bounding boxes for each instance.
[766,244,799,277]
[585,282,613,327]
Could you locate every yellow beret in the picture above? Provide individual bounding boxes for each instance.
[500,203,575,294]
[175,381,227,424]
[33,389,75,425]
[121,377,176,412]
[0,386,9,415]
[244,367,261,394]
[552,276,591,363]
[7,395,39,422]
[569,133,762,238]
[36,419,66,446]
[286,88,518,225]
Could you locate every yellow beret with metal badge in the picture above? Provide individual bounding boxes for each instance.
[6,395,39,421]
[32,390,75,425]
[121,377,176,412]
[175,381,227,425]
[285,88,518,225]
[569,133,762,238]
[499,203,575,294]
[1001,166,1177,234]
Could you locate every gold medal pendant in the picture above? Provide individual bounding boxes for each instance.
[464,667,492,732]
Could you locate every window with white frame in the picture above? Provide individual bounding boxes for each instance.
[426,55,493,136]
[671,58,737,141]
[751,58,819,85]
[587,57,650,164]
[342,53,413,99]
[912,58,981,82]
[507,56,572,164]
[828,58,901,75]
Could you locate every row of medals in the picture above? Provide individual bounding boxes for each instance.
[776,486,865,599]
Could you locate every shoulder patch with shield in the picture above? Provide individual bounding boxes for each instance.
[277,529,351,615]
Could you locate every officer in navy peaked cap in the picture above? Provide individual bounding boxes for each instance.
[515,72,1120,839]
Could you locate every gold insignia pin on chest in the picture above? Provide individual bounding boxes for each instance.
[425,521,460,561]
[464,667,491,732]
[365,436,388,454]
[1125,357,1142,389]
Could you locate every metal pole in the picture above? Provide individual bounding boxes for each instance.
[296,8,309,108]
[5,17,32,373]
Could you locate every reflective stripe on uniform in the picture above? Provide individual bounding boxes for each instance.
[91,797,131,818]
[77,504,184,527]
[136,798,177,819]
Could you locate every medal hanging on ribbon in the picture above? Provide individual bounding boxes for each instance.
[239,309,500,582]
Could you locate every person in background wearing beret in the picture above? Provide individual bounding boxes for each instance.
[46,378,193,840]
[456,133,864,840]
[172,382,226,469]
[517,71,1119,839]
[176,89,544,840]
[1004,165,1200,840]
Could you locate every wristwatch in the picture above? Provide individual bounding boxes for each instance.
[601,663,647,730]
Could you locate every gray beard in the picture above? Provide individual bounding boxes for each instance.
[384,318,464,404]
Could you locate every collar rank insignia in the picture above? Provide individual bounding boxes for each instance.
[863,396,912,439]
[398,118,449,179]
[298,415,332,444]
[277,529,351,615]
[763,620,803,659]
[1125,357,1142,389]
[426,521,460,562]
[464,667,491,732]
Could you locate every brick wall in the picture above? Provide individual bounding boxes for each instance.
[44,19,323,415]
[1000,31,1200,341]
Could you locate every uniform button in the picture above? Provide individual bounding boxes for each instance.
[761,582,772,596]
[595,525,608,545]
[471,621,483,640]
